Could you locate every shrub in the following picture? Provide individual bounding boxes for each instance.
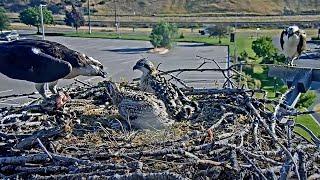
[179,32,184,39]
[205,25,229,43]
[297,91,317,109]
[65,5,85,32]
[149,21,178,49]
[238,51,249,62]
[236,73,261,89]
[252,36,285,64]
[0,7,10,32]
[19,7,54,33]
[252,37,277,59]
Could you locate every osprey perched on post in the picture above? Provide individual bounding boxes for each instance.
[280,25,307,66]
[133,58,199,120]
[0,39,106,108]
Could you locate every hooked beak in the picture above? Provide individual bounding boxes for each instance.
[99,70,107,78]
[133,65,139,71]
[287,29,294,38]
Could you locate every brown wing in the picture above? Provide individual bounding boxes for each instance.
[297,32,307,55]
[280,30,286,50]
[0,45,72,83]
[7,39,89,68]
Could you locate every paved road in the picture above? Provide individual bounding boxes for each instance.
[0,36,228,107]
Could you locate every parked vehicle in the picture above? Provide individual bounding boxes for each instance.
[199,25,214,36]
[0,30,20,41]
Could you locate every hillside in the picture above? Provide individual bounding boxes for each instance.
[1,0,319,15]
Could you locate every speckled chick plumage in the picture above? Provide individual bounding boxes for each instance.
[133,58,199,120]
[105,81,173,129]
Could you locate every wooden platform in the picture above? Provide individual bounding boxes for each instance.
[267,66,319,107]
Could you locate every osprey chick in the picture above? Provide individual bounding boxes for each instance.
[105,81,173,129]
[133,58,199,120]
[0,39,107,108]
[280,26,307,66]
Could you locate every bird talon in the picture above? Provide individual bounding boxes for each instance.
[0,39,105,107]
[207,129,214,142]
[55,92,71,109]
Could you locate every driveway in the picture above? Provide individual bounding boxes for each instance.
[0,36,229,107]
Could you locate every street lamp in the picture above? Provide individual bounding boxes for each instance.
[114,0,118,32]
[40,4,46,40]
[256,28,260,39]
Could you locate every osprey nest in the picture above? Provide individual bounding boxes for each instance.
[0,80,319,180]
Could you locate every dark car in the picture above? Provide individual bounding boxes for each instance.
[0,30,20,41]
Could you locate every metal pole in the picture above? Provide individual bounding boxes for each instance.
[88,0,91,34]
[234,31,237,63]
[114,0,118,32]
[40,4,46,40]
[233,14,237,88]
[226,45,231,88]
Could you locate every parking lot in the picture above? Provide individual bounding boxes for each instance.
[0,36,229,107]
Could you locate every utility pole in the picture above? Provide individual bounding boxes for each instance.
[234,14,238,88]
[114,0,119,32]
[88,0,92,34]
[40,4,46,40]
[227,45,231,88]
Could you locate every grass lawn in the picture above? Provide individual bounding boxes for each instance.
[294,113,320,142]
[61,30,256,58]
[62,31,151,41]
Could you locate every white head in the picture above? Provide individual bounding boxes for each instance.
[133,58,157,76]
[81,54,107,78]
[286,26,300,39]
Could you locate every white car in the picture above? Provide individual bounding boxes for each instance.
[0,30,20,41]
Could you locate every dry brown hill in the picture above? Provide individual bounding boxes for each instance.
[1,0,319,15]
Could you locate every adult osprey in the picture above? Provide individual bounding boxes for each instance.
[280,25,307,66]
[133,58,199,120]
[0,39,106,107]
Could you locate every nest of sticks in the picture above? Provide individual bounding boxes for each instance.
[1,56,320,180]
[0,79,319,180]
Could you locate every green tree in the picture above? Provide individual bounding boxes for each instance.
[238,51,249,62]
[150,21,178,49]
[251,36,286,64]
[252,37,277,59]
[206,25,229,43]
[297,91,317,109]
[0,7,9,32]
[236,73,261,89]
[65,5,85,32]
[19,7,54,34]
